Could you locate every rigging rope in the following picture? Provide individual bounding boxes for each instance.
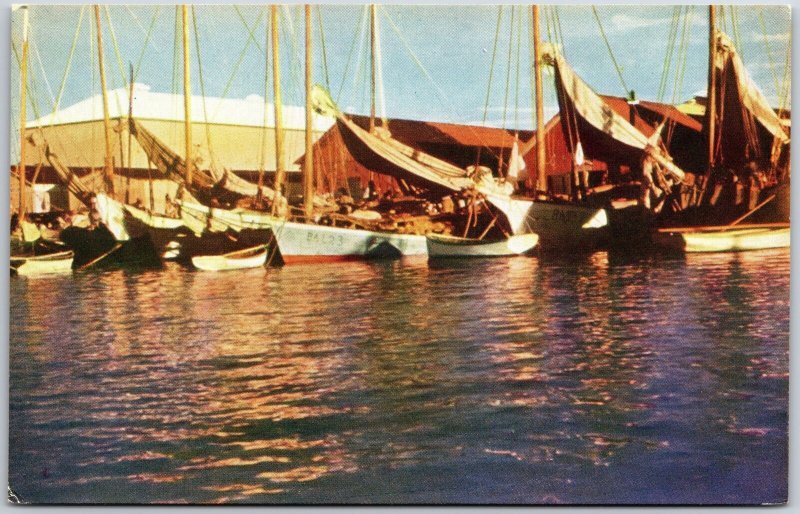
[191,6,220,171]
[103,6,130,114]
[514,7,522,132]
[133,6,160,81]
[316,5,331,91]
[552,7,567,60]
[669,6,693,106]
[729,6,743,61]
[336,6,368,102]
[757,7,781,101]
[656,6,681,103]
[212,8,266,120]
[475,6,503,168]
[498,5,516,174]
[124,6,161,53]
[381,7,500,158]
[591,6,629,95]
[233,5,266,55]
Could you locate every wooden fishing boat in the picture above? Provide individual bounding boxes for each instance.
[270,218,427,263]
[191,245,268,271]
[653,223,789,253]
[179,201,427,263]
[11,250,74,276]
[426,233,539,258]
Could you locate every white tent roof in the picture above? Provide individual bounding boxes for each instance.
[29,83,335,132]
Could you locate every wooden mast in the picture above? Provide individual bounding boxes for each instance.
[126,62,134,205]
[94,5,115,197]
[17,6,29,218]
[369,4,376,133]
[182,4,193,187]
[303,4,313,220]
[706,4,717,171]
[271,5,286,216]
[533,5,546,194]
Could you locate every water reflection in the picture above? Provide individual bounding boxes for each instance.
[9,249,789,504]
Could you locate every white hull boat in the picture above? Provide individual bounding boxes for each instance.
[270,219,427,263]
[426,233,539,258]
[191,245,269,271]
[178,201,428,263]
[11,250,74,276]
[654,223,790,253]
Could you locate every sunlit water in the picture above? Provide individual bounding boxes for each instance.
[10,249,789,504]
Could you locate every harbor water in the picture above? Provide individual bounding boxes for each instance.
[9,249,789,504]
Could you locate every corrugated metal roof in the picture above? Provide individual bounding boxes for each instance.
[29,83,335,132]
[599,95,703,133]
[347,113,533,149]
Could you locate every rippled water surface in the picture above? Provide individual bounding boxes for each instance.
[10,249,789,504]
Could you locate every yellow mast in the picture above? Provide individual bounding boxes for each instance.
[369,4,376,133]
[271,5,286,216]
[94,5,115,197]
[533,5,546,193]
[706,5,717,171]
[17,6,29,217]
[182,5,193,187]
[303,4,313,219]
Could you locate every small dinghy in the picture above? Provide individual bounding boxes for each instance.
[653,223,790,253]
[11,250,74,276]
[426,233,539,258]
[191,245,268,271]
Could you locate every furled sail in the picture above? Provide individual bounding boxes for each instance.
[129,118,276,200]
[313,86,475,195]
[129,118,215,189]
[28,131,103,204]
[542,45,687,181]
[312,85,536,234]
[712,32,789,168]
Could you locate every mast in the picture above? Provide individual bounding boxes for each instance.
[17,6,29,217]
[127,62,135,205]
[94,5,115,197]
[303,4,313,219]
[271,5,286,216]
[706,4,717,171]
[369,4,376,133]
[182,4,193,187]
[533,5,546,194]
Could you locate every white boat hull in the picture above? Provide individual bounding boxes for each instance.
[426,233,539,258]
[11,251,74,276]
[191,246,268,271]
[480,191,608,250]
[655,225,790,253]
[270,219,428,263]
[178,201,428,263]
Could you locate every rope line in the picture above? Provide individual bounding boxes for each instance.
[591,6,628,95]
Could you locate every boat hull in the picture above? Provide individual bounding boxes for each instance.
[192,246,268,271]
[59,225,161,269]
[426,233,539,258]
[11,251,74,276]
[270,220,428,263]
[179,201,428,263]
[653,225,790,253]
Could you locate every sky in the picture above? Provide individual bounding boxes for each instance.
[9,4,792,159]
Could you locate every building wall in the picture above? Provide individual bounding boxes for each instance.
[19,117,325,174]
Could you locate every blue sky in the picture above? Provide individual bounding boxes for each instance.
[10,4,791,140]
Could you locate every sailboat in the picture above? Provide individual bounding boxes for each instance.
[168,5,429,264]
[651,6,790,252]
[327,6,633,251]
[10,6,78,270]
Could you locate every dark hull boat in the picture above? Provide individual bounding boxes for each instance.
[59,224,161,270]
